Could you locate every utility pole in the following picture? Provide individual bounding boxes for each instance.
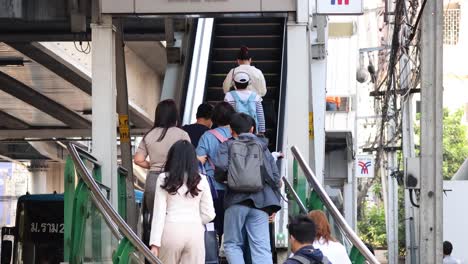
[386,89,399,264]
[419,0,443,262]
[400,52,418,264]
[115,19,137,231]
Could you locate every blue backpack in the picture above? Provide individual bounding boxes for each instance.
[230,91,258,130]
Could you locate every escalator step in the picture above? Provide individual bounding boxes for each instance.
[212,48,282,61]
[215,23,283,36]
[216,17,285,24]
[209,60,281,74]
[213,36,282,49]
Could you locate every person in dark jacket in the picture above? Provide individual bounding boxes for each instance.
[182,103,213,147]
[284,215,330,264]
[214,113,282,264]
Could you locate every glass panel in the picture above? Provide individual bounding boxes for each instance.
[293,158,353,253]
[129,251,145,264]
[82,198,118,263]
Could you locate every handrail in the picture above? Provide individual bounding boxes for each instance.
[67,143,163,264]
[291,146,380,264]
[74,144,101,166]
[276,16,288,149]
[282,176,308,214]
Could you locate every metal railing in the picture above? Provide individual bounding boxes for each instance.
[67,142,163,264]
[291,146,380,264]
[282,176,308,214]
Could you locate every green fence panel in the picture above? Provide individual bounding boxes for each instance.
[112,237,136,264]
[64,157,76,261]
[69,181,90,263]
[292,159,307,215]
[349,245,366,264]
[307,190,324,211]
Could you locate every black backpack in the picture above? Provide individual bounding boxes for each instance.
[227,138,265,192]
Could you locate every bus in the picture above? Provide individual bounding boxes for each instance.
[1,193,63,264]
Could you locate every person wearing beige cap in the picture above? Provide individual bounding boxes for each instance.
[223,46,267,97]
[224,71,266,134]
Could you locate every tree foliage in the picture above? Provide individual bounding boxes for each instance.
[415,108,468,179]
[441,108,468,179]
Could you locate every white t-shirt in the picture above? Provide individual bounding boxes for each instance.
[313,238,352,264]
[444,255,462,264]
[223,64,267,97]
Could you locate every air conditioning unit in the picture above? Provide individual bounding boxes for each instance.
[405,157,420,189]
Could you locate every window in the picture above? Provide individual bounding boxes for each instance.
[444,6,460,45]
[326,96,351,112]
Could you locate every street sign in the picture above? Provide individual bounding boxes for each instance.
[356,155,374,178]
[316,0,363,15]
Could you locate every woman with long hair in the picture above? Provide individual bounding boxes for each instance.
[134,99,190,247]
[308,210,352,264]
[222,46,267,97]
[149,140,216,263]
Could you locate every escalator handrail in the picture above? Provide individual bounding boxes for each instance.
[67,142,163,264]
[290,146,380,264]
[282,176,308,214]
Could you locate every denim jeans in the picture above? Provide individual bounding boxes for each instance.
[224,204,272,264]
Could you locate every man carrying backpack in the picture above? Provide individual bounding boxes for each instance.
[213,113,281,264]
[284,215,330,264]
[224,71,266,134]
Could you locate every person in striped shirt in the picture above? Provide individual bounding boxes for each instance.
[224,71,266,134]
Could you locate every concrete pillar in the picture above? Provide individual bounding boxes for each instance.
[28,160,48,194]
[285,17,310,176]
[310,15,328,185]
[91,15,119,207]
[161,32,184,102]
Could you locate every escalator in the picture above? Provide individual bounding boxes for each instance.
[204,17,286,150]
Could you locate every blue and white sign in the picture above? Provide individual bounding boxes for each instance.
[316,0,363,15]
[356,155,374,178]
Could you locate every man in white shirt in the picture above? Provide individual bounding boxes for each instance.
[444,241,462,264]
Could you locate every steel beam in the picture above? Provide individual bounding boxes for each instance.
[8,42,92,94]
[0,71,91,128]
[29,141,67,162]
[0,33,165,42]
[0,110,30,129]
[0,128,147,139]
[9,42,153,128]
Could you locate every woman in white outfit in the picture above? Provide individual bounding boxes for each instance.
[149,140,216,264]
[308,210,352,264]
[222,46,267,97]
